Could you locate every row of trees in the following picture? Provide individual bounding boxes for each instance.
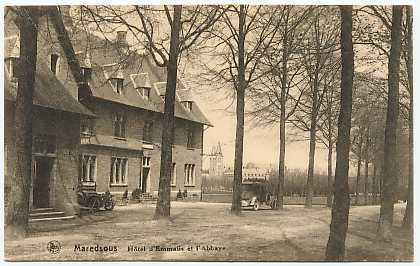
[204,168,408,201]
[6,4,412,261]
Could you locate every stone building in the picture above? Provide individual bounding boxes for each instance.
[4,6,212,218]
[4,36,95,218]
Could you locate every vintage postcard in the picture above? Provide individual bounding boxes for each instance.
[2,3,414,262]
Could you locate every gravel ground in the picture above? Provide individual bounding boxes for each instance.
[4,202,412,261]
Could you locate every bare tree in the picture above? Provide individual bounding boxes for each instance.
[153,5,183,218]
[376,5,403,242]
[289,7,340,208]
[363,127,371,205]
[247,6,313,209]
[325,5,354,261]
[350,118,366,205]
[201,5,279,214]
[355,5,412,222]
[401,5,413,230]
[5,6,40,239]
[317,71,340,207]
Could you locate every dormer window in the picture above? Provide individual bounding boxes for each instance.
[183,101,193,111]
[110,78,124,95]
[81,67,92,83]
[131,73,151,100]
[5,57,19,79]
[81,118,95,136]
[50,54,60,75]
[137,87,150,101]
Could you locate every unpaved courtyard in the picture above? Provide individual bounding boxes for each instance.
[5,202,412,261]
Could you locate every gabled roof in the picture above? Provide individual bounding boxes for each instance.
[4,60,95,117]
[71,30,213,126]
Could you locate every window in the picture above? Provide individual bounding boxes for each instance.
[137,87,150,100]
[111,78,124,94]
[110,157,128,185]
[80,118,95,136]
[113,112,126,138]
[184,164,195,186]
[186,128,195,149]
[142,156,151,167]
[143,121,153,143]
[82,67,92,83]
[50,54,60,75]
[6,57,18,79]
[80,155,96,183]
[171,163,176,186]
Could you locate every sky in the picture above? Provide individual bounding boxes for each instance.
[191,86,335,173]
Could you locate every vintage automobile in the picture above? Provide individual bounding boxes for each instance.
[241,180,277,210]
[77,190,115,213]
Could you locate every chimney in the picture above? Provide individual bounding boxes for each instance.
[59,6,73,32]
[116,30,128,48]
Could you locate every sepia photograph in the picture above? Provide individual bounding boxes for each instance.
[2,3,414,262]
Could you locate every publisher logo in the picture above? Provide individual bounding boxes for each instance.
[47,240,61,254]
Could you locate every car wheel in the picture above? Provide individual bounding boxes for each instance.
[253,200,260,211]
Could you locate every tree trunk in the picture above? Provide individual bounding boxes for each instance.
[372,162,377,205]
[326,84,333,208]
[325,5,353,261]
[327,140,333,207]
[305,25,321,209]
[5,7,39,239]
[364,128,369,205]
[355,132,362,205]
[277,23,289,210]
[305,120,316,208]
[364,160,369,205]
[376,5,403,242]
[154,5,182,219]
[231,5,246,215]
[402,5,413,230]
[305,78,318,208]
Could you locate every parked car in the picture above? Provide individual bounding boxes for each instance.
[78,190,115,213]
[241,180,277,210]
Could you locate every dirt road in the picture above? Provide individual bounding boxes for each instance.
[4,202,412,261]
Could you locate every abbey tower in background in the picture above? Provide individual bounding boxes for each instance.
[209,142,224,177]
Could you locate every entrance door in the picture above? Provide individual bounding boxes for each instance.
[141,167,149,193]
[33,157,53,208]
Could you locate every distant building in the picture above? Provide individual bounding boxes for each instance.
[224,165,270,181]
[209,142,224,177]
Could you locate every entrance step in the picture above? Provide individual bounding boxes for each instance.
[29,215,75,223]
[30,211,65,219]
[29,208,75,223]
[30,207,54,214]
